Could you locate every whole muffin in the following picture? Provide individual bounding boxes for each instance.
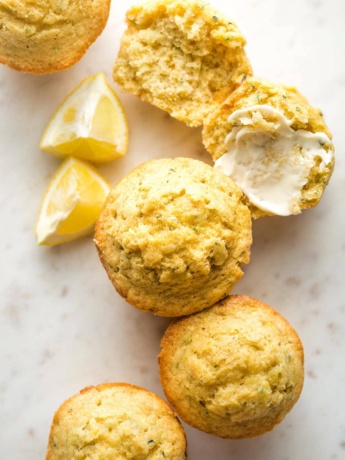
[202,76,335,218]
[0,0,111,74]
[45,383,187,460]
[159,295,304,438]
[113,0,252,127]
[95,157,252,317]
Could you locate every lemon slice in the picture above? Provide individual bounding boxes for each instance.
[40,73,129,164]
[35,157,110,246]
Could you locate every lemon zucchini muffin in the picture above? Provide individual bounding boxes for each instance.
[45,383,187,460]
[202,76,335,218]
[159,295,304,438]
[95,157,252,317]
[113,0,252,127]
[0,0,111,74]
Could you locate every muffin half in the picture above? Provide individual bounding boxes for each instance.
[113,0,252,127]
[202,77,335,217]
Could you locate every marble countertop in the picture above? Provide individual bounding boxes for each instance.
[1,0,344,459]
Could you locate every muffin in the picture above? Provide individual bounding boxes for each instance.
[202,76,335,218]
[0,0,111,74]
[94,157,252,317]
[159,295,304,438]
[45,383,187,460]
[113,0,252,127]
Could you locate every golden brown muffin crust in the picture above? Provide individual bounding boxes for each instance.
[45,383,187,460]
[95,157,252,317]
[0,0,111,74]
[159,295,304,438]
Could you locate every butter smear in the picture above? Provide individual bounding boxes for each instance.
[214,105,332,215]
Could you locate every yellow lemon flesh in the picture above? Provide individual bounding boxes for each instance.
[40,73,129,164]
[35,157,110,246]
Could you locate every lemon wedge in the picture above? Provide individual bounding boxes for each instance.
[35,157,110,246]
[40,73,129,164]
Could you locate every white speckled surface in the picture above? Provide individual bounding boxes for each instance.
[1,0,345,458]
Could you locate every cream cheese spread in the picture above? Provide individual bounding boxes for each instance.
[214,105,332,215]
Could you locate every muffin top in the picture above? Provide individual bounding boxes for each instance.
[45,383,187,460]
[113,0,252,127]
[0,0,111,74]
[159,295,304,438]
[202,76,335,217]
[95,157,252,317]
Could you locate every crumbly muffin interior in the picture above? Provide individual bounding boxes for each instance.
[202,76,335,217]
[114,0,252,126]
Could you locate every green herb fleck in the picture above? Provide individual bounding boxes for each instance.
[169,226,174,231]
[193,227,199,233]
[319,140,324,146]
[161,452,166,458]
[257,386,268,394]
[212,15,218,22]
[256,94,261,102]
[295,106,301,112]
[319,110,323,116]
[148,440,155,445]
[250,83,256,90]
[199,400,209,414]
[282,93,287,99]
[232,120,240,126]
